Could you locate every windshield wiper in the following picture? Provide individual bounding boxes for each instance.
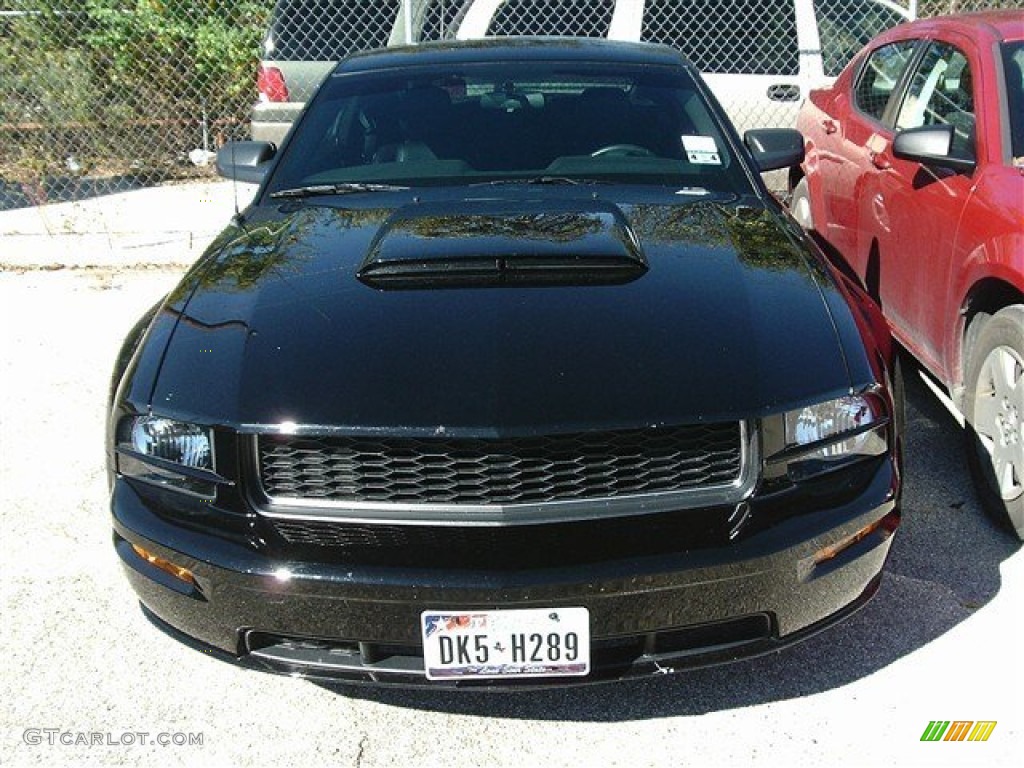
[471,176,611,187]
[269,182,411,199]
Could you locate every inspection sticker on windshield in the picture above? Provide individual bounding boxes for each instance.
[421,608,590,680]
[682,135,721,165]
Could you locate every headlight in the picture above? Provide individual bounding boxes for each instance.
[116,415,217,498]
[780,394,889,480]
[128,417,212,468]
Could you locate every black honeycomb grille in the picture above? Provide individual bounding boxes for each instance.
[258,423,743,506]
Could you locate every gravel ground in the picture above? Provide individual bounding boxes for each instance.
[0,266,1021,768]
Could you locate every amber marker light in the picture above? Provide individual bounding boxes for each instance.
[131,543,197,586]
[814,511,900,565]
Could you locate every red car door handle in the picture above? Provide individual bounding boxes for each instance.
[870,151,891,170]
[822,119,838,135]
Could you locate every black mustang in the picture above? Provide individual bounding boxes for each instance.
[108,38,902,686]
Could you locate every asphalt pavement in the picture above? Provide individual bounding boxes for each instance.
[0,183,1020,768]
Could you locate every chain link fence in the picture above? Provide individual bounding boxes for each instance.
[0,0,1015,209]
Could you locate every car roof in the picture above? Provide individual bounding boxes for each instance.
[883,10,1024,45]
[333,37,692,75]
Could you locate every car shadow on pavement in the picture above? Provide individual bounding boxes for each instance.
[315,369,1021,720]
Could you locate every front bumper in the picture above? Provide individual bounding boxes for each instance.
[112,457,899,688]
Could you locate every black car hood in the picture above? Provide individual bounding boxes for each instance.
[149,195,855,434]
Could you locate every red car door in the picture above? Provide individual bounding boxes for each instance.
[857,38,979,374]
[805,40,917,279]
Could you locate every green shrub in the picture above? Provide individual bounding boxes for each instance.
[1,0,270,184]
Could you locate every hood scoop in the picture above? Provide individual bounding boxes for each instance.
[357,198,646,289]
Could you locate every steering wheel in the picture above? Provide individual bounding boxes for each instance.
[590,144,656,158]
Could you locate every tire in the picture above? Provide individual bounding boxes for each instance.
[789,177,814,231]
[963,305,1024,540]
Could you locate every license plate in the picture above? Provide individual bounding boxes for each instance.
[421,607,590,680]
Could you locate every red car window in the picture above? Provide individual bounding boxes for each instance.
[897,42,974,161]
[1002,42,1024,163]
[894,42,976,158]
[853,40,917,122]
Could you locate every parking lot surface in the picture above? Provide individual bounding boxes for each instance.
[0,186,1021,767]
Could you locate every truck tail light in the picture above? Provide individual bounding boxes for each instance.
[258,65,289,103]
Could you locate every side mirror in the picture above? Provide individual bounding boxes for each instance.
[892,124,976,173]
[215,141,277,184]
[744,128,805,172]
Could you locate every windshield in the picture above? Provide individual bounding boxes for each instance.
[265,60,751,196]
[1002,41,1024,164]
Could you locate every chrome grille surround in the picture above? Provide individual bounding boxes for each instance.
[252,422,756,526]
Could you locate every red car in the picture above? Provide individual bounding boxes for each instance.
[791,11,1023,539]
